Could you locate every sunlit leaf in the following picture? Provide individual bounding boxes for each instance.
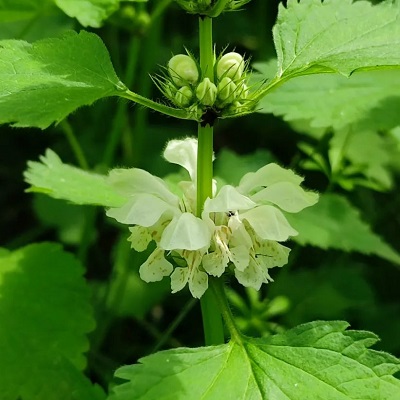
[286,193,400,265]
[54,0,147,28]
[0,243,105,400]
[24,149,126,207]
[256,68,400,131]
[274,0,400,79]
[0,30,124,128]
[108,321,400,400]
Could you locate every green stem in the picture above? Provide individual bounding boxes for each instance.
[209,0,230,18]
[197,15,224,346]
[152,298,197,353]
[196,124,214,215]
[210,278,243,343]
[59,119,89,170]
[199,17,214,81]
[118,89,194,121]
[200,287,225,345]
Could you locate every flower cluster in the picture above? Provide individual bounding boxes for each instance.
[106,138,318,298]
[155,51,256,121]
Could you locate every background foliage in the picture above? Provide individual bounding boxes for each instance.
[0,0,399,397]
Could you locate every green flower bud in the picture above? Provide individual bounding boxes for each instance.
[168,54,199,88]
[174,0,212,15]
[217,77,237,106]
[196,78,217,107]
[217,52,244,81]
[174,86,193,107]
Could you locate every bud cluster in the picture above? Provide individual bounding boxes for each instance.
[155,51,255,121]
[173,0,252,17]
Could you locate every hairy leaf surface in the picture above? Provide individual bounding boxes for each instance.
[107,321,400,400]
[287,193,400,265]
[256,68,400,131]
[273,0,400,79]
[0,243,105,400]
[0,30,123,128]
[24,149,126,206]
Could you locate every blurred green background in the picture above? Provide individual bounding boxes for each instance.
[1,0,399,387]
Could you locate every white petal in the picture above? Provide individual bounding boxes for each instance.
[257,240,291,268]
[229,217,253,249]
[128,226,152,251]
[139,249,173,282]
[251,182,319,213]
[204,185,256,213]
[241,205,298,241]
[106,194,176,226]
[160,213,211,251]
[163,138,199,182]
[170,267,190,293]
[108,168,179,206]
[202,250,228,277]
[189,267,208,299]
[229,245,250,272]
[238,164,303,195]
[234,259,263,290]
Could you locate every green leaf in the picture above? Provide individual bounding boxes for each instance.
[108,321,400,400]
[0,243,105,400]
[54,0,146,28]
[274,0,400,80]
[0,30,124,129]
[329,129,396,191]
[24,149,126,207]
[286,193,400,265]
[256,68,400,131]
[33,194,91,244]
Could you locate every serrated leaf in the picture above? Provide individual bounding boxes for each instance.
[108,321,400,400]
[274,0,400,80]
[256,67,400,131]
[0,30,124,128]
[24,149,126,206]
[0,243,105,400]
[286,193,400,265]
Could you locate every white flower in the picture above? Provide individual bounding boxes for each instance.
[106,138,318,297]
[106,138,212,298]
[202,164,318,290]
